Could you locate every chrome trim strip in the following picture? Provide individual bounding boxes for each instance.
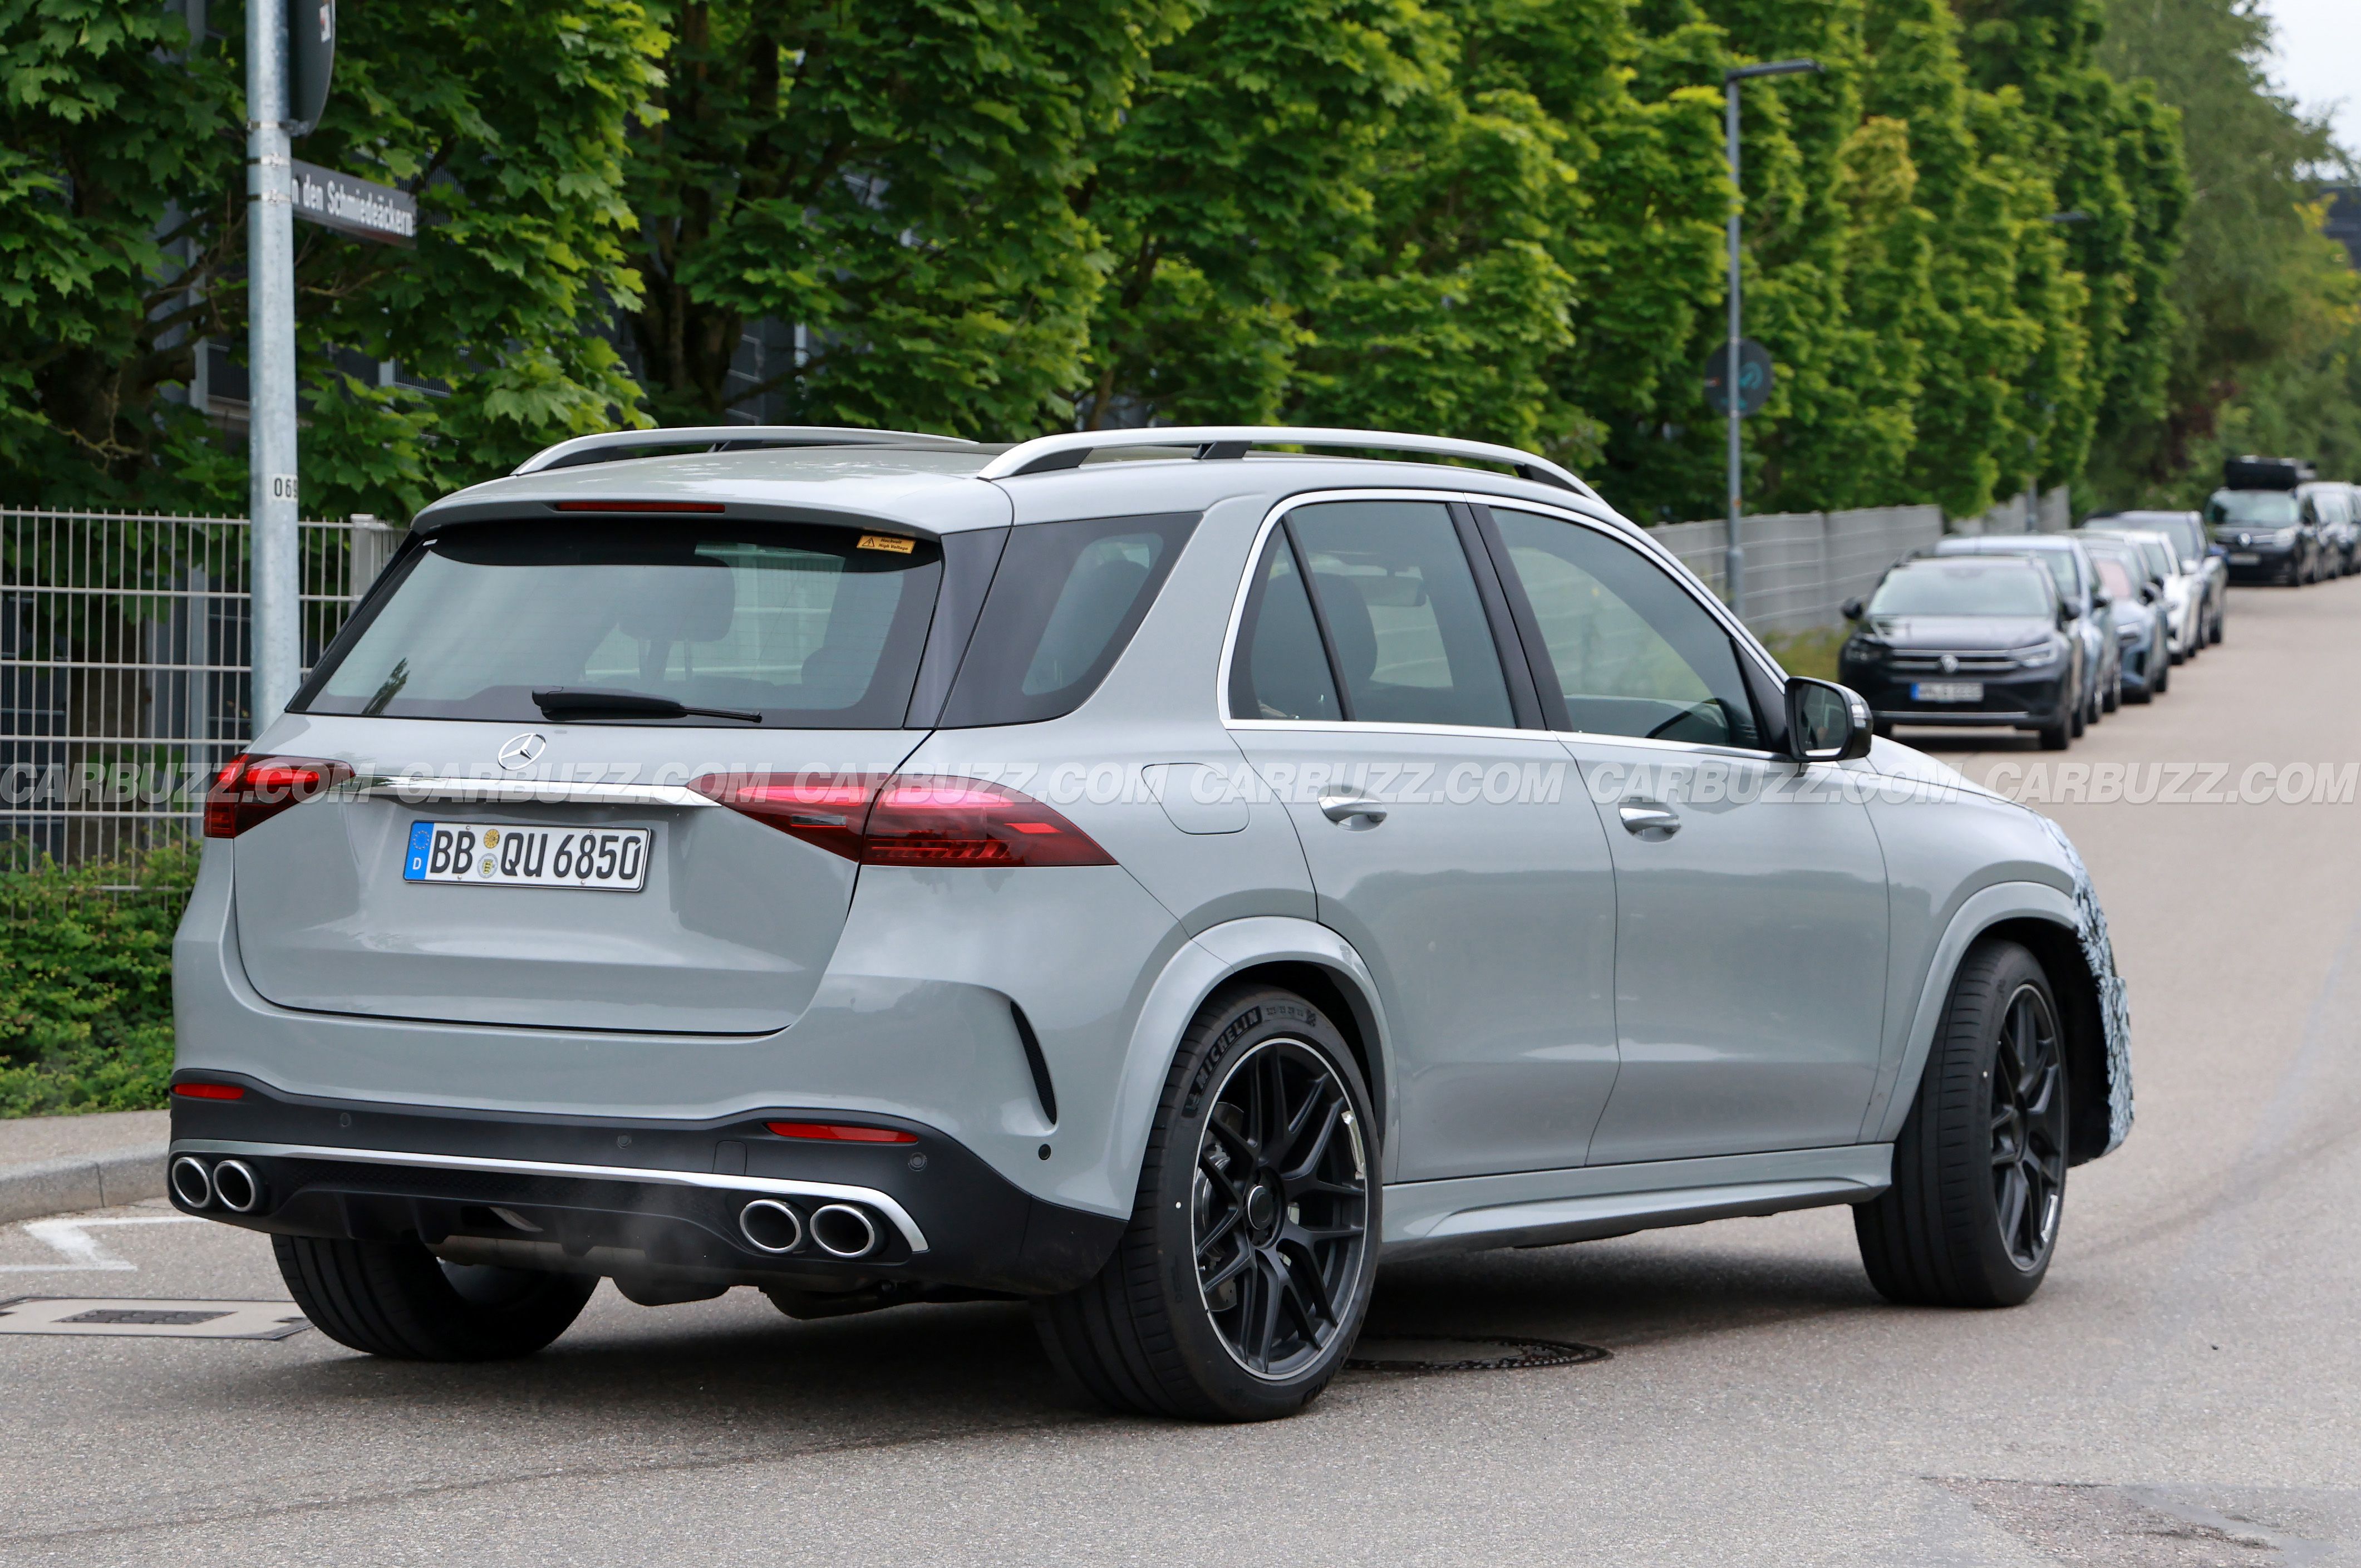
[169,1138,930,1252]
[351,777,716,809]
[1213,488,1792,756]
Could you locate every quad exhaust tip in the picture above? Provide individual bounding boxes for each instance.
[169,1155,213,1210]
[739,1199,805,1255]
[809,1203,879,1259]
[210,1159,261,1213]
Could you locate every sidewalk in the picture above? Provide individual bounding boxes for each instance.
[0,1108,169,1223]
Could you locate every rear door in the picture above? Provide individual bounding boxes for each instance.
[1225,497,1622,1181]
[233,516,957,1033]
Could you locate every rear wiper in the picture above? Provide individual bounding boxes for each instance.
[531,687,763,724]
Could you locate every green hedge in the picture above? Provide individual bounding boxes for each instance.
[0,843,199,1117]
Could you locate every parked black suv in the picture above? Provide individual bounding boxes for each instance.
[1841,557,2078,750]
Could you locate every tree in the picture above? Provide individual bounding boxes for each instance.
[623,0,1179,438]
[0,0,666,519]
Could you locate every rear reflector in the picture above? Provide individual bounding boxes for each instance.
[688,771,1114,868]
[204,754,355,838]
[552,500,725,513]
[171,1082,246,1100]
[765,1121,918,1144]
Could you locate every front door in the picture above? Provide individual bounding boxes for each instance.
[1478,503,1891,1163]
[1226,497,1620,1181]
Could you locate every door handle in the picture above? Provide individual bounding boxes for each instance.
[1319,793,1388,828]
[1619,803,1680,839]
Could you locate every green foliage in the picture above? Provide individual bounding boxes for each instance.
[0,843,197,1116]
[0,0,666,518]
[625,0,1180,436]
[2088,0,2355,505]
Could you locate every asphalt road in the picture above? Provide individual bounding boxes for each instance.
[5,578,2359,1567]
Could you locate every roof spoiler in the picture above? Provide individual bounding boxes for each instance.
[513,426,982,476]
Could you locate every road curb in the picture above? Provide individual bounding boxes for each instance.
[0,1146,167,1225]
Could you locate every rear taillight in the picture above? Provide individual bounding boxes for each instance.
[171,1081,246,1100]
[688,771,1114,867]
[204,753,355,838]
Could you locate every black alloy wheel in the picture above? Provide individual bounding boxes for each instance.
[1192,1038,1371,1380]
[1034,984,1379,1420]
[1856,938,2070,1308]
[1986,983,2069,1271]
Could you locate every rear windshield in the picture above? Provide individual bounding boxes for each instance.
[297,520,942,728]
[1870,564,2054,618]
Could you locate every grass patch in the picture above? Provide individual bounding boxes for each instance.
[0,843,198,1117]
[1759,624,1848,682]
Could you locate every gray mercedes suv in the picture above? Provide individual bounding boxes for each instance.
[171,425,2131,1420]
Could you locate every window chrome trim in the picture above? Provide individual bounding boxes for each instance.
[1217,489,1791,760]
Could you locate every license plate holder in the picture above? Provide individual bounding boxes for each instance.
[403,822,651,892]
[2227,552,2260,565]
[1910,682,1984,704]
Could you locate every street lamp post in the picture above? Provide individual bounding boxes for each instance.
[1721,58,1820,616]
[248,0,300,731]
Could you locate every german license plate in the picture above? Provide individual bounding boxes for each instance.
[1911,682,1983,703]
[2227,552,2259,565]
[403,823,650,892]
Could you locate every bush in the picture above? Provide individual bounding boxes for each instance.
[0,843,199,1117]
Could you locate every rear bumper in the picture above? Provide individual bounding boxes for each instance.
[168,1076,1123,1296]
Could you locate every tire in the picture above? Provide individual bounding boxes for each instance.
[2101,669,2119,713]
[2153,652,2168,695]
[1034,984,1379,1421]
[1855,940,2068,1308]
[2037,715,2070,750]
[2209,604,2224,645]
[274,1235,596,1360]
[2068,698,2085,738]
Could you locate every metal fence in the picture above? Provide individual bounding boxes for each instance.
[1,509,400,863]
[1656,488,2067,637]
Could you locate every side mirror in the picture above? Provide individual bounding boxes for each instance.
[2140,584,2158,604]
[2091,590,2112,609]
[1785,677,1872,763]
[1840,597,1865,621]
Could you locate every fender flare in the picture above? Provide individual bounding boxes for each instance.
[1096,917,1395,1215]
[1862,879,2127,1155]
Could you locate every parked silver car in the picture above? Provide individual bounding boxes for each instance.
[2091,509,2225,646]
[170,426,2132,1420]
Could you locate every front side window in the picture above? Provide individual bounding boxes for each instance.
[1489,508,1760,748]
[1282,501,1514,729]
[298,520,941,728]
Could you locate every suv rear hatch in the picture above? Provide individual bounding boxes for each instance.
[229,515,948,1033]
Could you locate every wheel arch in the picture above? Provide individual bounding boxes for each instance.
[1866,882,2124,1167]
[1099,918,1397,1216]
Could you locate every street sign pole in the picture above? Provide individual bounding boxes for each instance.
[1724,82,1744,615]
[1720,58,1820,620]
[247,0,300,733]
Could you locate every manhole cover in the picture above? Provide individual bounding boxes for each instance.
[1346,1335,1610,1373]
[0,1297,310,1340]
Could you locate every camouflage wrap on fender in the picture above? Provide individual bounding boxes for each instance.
[2039,817,2133,1152]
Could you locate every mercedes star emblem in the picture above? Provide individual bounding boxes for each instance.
[497,733,547,771]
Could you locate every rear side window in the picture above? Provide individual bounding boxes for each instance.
[940,513,1196,727]
[296,520,941,728]
[1229,532,1344,722]
[1280,500,1514,729]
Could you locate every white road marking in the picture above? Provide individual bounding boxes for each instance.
[0,1216,205,1273]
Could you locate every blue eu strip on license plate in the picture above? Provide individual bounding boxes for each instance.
[402,821,651,892]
